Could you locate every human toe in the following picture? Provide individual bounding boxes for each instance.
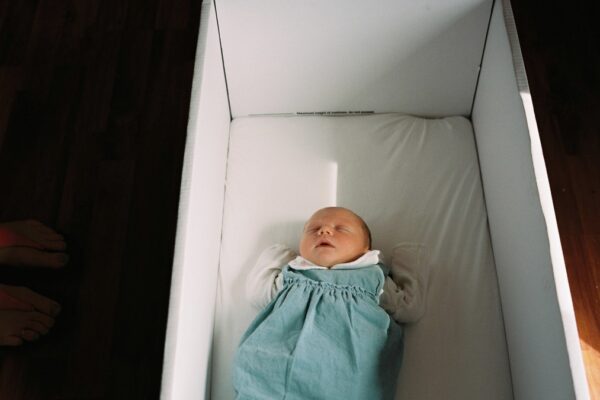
[0,247,69,268]
[2,286,61,316]
[0,335,23,346]
[2,220,66,250]
[21,329,40,341]
[29,311,55,330]
[0,286,35,311]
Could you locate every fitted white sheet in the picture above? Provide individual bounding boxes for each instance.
[212,113,513,399]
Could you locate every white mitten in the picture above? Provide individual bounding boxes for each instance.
[380,243,430,323]
[245,244,297,309]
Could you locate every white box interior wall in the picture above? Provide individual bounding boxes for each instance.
[160,1,589,399]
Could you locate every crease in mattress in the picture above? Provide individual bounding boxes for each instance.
[210,120,233,398]
[469,114,516,398]
[212,0,233,120]
[469,0,497,116]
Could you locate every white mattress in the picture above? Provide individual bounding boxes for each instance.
[212,113,513,399]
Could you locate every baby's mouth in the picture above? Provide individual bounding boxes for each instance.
[316,240,334,249]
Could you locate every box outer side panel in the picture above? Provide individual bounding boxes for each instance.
[160,2,231,399]
[472,1,588,399]
[217,0,492,118]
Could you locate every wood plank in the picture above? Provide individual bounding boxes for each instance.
[61,160,134,398]
[0,0,199,398]
[0,67,22,149]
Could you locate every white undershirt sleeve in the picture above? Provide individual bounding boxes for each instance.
[245,244,298,309]
[379,243,430,324]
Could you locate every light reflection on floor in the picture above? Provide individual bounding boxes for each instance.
[580,339,600,399]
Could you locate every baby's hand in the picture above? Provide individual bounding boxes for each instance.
[381,243,429,323]
[245,244,297,309]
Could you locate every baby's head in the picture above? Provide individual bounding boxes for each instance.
[299,207,371,268]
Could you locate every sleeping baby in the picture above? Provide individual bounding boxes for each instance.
[233,207,428,400]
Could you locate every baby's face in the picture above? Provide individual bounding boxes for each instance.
[299,207,369,268]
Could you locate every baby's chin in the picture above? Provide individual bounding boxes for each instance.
[300,253,335,268]
[302,252,360,268]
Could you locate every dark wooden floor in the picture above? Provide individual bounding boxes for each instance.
[0,0,597,399]
[0,0,201,398]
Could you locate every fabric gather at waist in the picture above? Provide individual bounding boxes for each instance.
[283,277,378,300]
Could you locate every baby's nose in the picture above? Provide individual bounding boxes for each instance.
[318,226,332,235]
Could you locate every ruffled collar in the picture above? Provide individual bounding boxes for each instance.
[288,250,381,270]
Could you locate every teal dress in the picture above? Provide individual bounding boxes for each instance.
[233,264,404,400]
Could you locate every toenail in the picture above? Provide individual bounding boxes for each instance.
[54,254,69,266]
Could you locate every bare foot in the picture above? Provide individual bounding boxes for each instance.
[0,220,68,268]
[0,309,55,346]
[0,284,61,316]
[0,285,61,347]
